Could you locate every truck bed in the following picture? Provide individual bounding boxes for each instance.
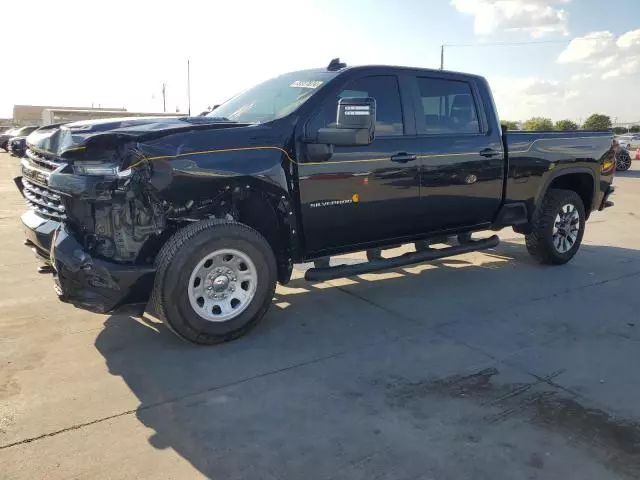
[504,130,614,214]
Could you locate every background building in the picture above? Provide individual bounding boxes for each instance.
[12,105,126,126]
[41,108,182,125]
[11,105,180,126]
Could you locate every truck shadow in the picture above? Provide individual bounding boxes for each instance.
[94,240,640,478]
[616,169,640,178]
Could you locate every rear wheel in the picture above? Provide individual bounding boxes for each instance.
[151,219,277,345]
[525,189,585,265]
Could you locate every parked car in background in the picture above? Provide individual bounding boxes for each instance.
[9,136,28,157]
[4,126,39,155]
[615,145,633,171]
[0,128,19,151]
[617,134,640,150]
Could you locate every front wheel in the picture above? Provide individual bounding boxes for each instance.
[151,219,277,345]
[525,189,586,265]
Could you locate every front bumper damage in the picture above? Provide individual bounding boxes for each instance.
[20,209,60,261]
[50,225,155,315]
[17,176,155,315]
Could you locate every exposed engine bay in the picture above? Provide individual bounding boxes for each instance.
[59,161,239,264]
[82,181,167,264]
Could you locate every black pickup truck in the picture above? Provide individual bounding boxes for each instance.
[16,59,616,345]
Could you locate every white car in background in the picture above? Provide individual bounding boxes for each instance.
[617,134,640,150]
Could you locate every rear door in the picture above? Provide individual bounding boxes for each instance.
[297,74,422,255]
[410,75,505,231]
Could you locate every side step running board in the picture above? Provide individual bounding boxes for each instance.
[305,235,500,282]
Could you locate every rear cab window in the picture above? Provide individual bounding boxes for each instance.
[415,77,482,135]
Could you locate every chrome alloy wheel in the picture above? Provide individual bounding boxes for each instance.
[187,248,258,322]
[617,153,632,170]
[552,203,580,254]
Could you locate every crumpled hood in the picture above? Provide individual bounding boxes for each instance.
[26,116,251,158]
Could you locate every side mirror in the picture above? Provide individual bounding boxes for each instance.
[314,97,376,147]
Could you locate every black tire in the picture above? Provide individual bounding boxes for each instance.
[151,219,277,345]
[616,151,632,171]
[525,189,585,265]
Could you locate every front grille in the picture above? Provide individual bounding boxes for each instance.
[26,148,61,171]
[22,178,66,220]
[21,148,68,221]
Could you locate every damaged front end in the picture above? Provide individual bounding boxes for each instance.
[17,118,296,315]
[17,141,172,314]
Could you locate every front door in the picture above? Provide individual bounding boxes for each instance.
[297,74,422,256]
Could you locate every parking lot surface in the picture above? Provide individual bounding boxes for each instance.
[1,152,640,479]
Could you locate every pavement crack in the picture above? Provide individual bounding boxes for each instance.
[0,408,139,451]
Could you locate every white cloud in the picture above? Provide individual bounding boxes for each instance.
[617,29,640,50]
[451,0,570,37]
[558,29,640,79]
[597,56,618,68]
[557,31,614,63]
[490,73,639,123]
[570,73,592,81]
[601,58,640,80]
[489,76,579,120]
[520,78,564,96]
[564,90,580,100]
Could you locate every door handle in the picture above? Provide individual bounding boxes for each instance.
[479,148,499,158]
[391,152,417,163]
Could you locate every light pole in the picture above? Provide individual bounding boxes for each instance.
[187,60,191,117]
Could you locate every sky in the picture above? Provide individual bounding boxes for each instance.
[0,0,638,123]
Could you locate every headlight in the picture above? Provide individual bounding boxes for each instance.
[72,163,120,176]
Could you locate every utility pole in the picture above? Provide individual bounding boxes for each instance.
[440,45,444,70]
[187,60,191,116]
[162,83,166,113]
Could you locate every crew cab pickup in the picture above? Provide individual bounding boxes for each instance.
[16,59,616,345]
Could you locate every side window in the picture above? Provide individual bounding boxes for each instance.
[308,75,404,137]
[416,77,480,135]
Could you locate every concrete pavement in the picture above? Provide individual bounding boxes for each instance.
[1,152,640,479]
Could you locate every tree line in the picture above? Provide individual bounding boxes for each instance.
[501,114,640,133]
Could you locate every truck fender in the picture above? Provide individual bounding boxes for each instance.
[533,166,597,216]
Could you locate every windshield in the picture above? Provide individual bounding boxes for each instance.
[208,70,337,124]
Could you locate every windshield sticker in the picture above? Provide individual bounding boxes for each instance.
[290,80,323,89]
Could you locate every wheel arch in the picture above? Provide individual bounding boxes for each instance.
[534,167,596,220]
[234,185,298,284]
